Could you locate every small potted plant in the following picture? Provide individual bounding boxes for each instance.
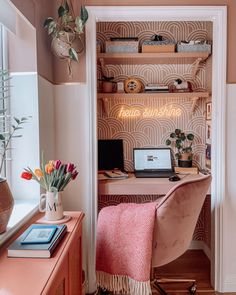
[44,1,88,75]
[99,75,117,93]
[165,128,195,167]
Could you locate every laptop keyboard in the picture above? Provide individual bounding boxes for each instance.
[135,172,175,178]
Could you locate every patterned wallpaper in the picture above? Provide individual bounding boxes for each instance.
[97,22,212,247]
[97,21,212,171]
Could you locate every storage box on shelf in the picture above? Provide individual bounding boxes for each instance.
[177,41,211,53]
[105,40,139,53]
[142,40,176,53]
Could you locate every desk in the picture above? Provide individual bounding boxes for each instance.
[0,211,84,295]
[98,173,205,195]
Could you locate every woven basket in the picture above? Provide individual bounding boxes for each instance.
[0,178,14,234]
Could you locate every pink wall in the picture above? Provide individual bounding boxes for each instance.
[10,0,54,81]
[10,0,236,83]
[8,15,37,73]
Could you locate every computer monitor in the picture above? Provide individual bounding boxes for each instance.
[98,139,124,171]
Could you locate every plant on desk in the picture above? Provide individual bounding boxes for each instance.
[165,128,195,168]
[21,156,79,221]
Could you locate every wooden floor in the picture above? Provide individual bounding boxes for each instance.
[96,250,214,295]
[153,250,214,294]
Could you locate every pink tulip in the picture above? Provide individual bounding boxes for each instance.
[66,163,75,173]
[54,160,62,170]
[72,170,79,180]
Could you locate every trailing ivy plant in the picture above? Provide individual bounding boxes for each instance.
[44,2,88,62]
[165,128,195,160]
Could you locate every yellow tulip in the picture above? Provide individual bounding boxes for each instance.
[35,169,43,179]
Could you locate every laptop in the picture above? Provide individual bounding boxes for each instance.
[133,147,175,178]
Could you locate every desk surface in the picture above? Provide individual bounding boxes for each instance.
[98,173,205,195]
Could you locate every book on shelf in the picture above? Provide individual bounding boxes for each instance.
[174,166,199,175]
[8,224,67,258]
[104,170,128,179]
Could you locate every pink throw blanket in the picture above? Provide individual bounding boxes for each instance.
[96,202,157,295]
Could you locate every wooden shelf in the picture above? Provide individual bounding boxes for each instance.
[98,52,210,65]
[97,91,210,99]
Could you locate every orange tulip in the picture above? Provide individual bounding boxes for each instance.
[45,163,54,174]
[35,169,43,179]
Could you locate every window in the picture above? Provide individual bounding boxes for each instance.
[0,24,8,178]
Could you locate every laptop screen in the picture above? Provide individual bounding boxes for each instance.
[133,148,172,171]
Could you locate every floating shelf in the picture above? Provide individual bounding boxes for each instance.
[97,92,210,99]
[97,52,210,65]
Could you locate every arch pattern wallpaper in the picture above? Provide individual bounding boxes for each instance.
[97,21,212,247]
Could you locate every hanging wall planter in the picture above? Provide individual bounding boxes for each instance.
[44,1,88,76]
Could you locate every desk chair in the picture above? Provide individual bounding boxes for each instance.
[152,175,212,294]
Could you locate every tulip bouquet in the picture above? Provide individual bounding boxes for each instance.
[21,157,78,192]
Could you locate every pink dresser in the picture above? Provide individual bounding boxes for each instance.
[0,211,84,295]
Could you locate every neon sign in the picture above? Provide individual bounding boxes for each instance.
[118,105,182,118]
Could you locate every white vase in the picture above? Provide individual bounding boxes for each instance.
[39,191,64,221]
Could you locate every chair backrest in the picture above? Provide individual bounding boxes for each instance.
[152,175,211,267]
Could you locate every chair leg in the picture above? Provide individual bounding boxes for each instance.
[153,278,197,295]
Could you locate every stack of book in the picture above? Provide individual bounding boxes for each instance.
[8,224,67,258]
[145,84,169,93]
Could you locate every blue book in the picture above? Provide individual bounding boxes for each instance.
[21,225,58,244]
[7,224,67,258]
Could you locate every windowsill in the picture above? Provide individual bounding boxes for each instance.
[0,199,39,246]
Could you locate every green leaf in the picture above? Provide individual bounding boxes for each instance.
[175,153,180,159]
[80,6,88,24]
[69,48,79,62]
[48,21,57,35]
[14,117,20,124]
[165,139,171,146]
[75,17,84,34]
[58,5,67,17]
[65,1,70,12]
[170,132,176,138]
[180,133,186,141]
[43,17,54,28]
[0,134,5,140]
[187,133,194,141]
[13,127,23,130]
[175,129,181,135]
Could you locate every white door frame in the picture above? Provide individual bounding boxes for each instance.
[86,6,227,293]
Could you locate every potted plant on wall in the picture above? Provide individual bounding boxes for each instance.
[165,128,195,167]
[0,69,29,233]
[43,1,88,75]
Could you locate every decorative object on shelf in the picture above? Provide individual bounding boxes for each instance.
[99,75,117,93]
[117,82,124,93]
[206,102,212,120]
[124,77,144,93]
[165,129,195,168]
[145,83,169,93]
[142,34,176,53]
[105,37,139,53]
[171,78,193,92]
[177,40,212,53]
[44,1,88,76]
[0,69,30,233]
[21,157,79,221]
